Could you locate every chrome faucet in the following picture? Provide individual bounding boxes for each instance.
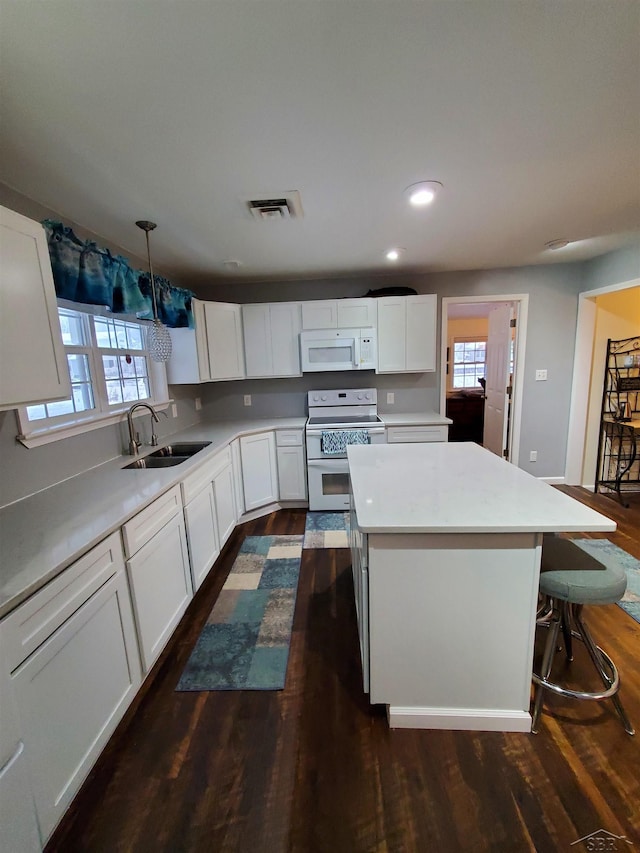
[127,403,160,455]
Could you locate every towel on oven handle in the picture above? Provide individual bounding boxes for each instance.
[321,429,370,455]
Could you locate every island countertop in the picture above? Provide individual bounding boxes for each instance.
[347,442,616,534]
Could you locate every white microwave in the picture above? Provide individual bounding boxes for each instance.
[300,327,377,372]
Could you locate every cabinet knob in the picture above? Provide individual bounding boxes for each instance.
[321,395,328,401]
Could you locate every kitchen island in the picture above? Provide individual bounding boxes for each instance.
[347,442,616,732]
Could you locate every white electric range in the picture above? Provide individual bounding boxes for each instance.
[305,388,386,510]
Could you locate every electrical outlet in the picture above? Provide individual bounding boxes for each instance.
[529,450,537,462]
[171,403,178,419]
[195,397,202,411]
[386,392,395,405]
[535,369,548,381]
[244,394,252,406]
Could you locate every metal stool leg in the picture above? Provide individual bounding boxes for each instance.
[572,605,635,736]
[561,600,573,662]
[531,607,561,734]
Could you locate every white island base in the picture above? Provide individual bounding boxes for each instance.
[368,531,540,731]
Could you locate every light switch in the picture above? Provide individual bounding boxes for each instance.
[195,397,202,411]
[535,369,548,381]
[387,392,395,404]
[244,394,252,406]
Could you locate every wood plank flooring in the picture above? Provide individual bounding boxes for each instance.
[46,490,640,853]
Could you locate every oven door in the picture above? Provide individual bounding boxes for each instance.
[307,458,352,511]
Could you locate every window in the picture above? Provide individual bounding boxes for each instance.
[17,304,169,445]
[452,338,486,389]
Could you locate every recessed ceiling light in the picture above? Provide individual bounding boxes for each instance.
[404,181,443,207]
[223,259,243,269]
[545,239,570,250]
[385,248,403,261]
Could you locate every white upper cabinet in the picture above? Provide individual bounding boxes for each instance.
[376,294,437,374]
[167,298,246,383]
[242,302,302,378]
[0,206,71,410]
[301,298,376,330]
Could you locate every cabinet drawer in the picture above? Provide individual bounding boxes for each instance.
[2,531,125,673]
[276,429,303,447]
[386,425,448,443]
[181,457,216,505]
[122,485,182,558]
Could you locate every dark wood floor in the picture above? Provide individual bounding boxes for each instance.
[47,489,640,853]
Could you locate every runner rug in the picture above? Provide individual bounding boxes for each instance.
[176,534,303,691]
[574,538,640,625]
[303,511,350,549]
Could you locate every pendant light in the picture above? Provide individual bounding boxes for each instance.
[136,220,172,363]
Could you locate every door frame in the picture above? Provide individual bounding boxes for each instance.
[440,294,529,465]
[564,277,640,486]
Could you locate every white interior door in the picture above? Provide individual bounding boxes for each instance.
[483,304,512,457]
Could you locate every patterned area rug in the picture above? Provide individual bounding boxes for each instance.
[303,511,350,549]
[574,538,640,625]
[176,535,303,691]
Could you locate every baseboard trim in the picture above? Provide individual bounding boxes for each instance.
[540,476,566,485]
[386,705,532,733]
[239,500,308,523]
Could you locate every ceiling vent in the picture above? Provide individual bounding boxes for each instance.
[245,190,303,220]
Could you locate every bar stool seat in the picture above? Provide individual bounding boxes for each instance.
[531,535,634,735]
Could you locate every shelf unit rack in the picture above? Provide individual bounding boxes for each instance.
[595,336,640,506]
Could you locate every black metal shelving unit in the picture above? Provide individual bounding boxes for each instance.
[595,336,640,506]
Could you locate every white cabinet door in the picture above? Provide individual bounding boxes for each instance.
[406,294,437,372]
[277,445,307,500]
[184,484,220,592]
[242,302,302,378]
[0,206,71,410]
[11,568,141,843]
[270,302,302,376]
[242,303,272,377]
[126,513,192,672]
[337,298,376,328]
[240,431,278,511]
[377,297,406,372]
[0,745,41,853]
[212,461,237,546]
[204,301,245,380]
[377,294,437,373]
[301,300,338,329]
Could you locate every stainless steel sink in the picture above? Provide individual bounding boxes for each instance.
[148,441,212,458]
[123,456,190,469]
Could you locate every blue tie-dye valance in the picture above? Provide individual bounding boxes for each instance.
[43,220,194,328]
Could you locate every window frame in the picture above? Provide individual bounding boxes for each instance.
[450,335,488,391]
[16,301,170,448]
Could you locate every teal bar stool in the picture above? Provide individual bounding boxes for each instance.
[531,534,634,735]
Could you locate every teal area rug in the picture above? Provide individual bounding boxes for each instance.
[303,511,350,549]
[176,535,303,691]
[574,539,640,625]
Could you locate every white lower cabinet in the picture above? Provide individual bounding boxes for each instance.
[276,430,307,500]
[212,453,237,546]
[240,431,278,511]
[126,507,192,674]
[4,532,141,844]
[183,483,220,592]
[230,438,245,520]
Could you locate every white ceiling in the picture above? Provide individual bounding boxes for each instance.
[1,1,639,286]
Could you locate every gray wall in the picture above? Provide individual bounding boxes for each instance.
[193,263,585,478]
[582,243,640,292]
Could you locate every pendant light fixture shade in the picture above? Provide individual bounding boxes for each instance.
[136,220,173,363]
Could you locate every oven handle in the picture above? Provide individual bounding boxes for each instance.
[306,427,386,437]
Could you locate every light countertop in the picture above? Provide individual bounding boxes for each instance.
[0,417,306,619]
[347,442,616,534]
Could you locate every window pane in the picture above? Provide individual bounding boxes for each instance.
[106,381,124,405]
[46,399,75,417]
[94,318,112,348]
[134,356,147,377]
[136,378,150,398]
[114,322,128,348]
[102,355,120,379]
[122,379,140,402]
[59,311,85,346]
[67,353,91,382]
[26,404,47,421]
[71,383,94,412]
[126,326,143,350]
